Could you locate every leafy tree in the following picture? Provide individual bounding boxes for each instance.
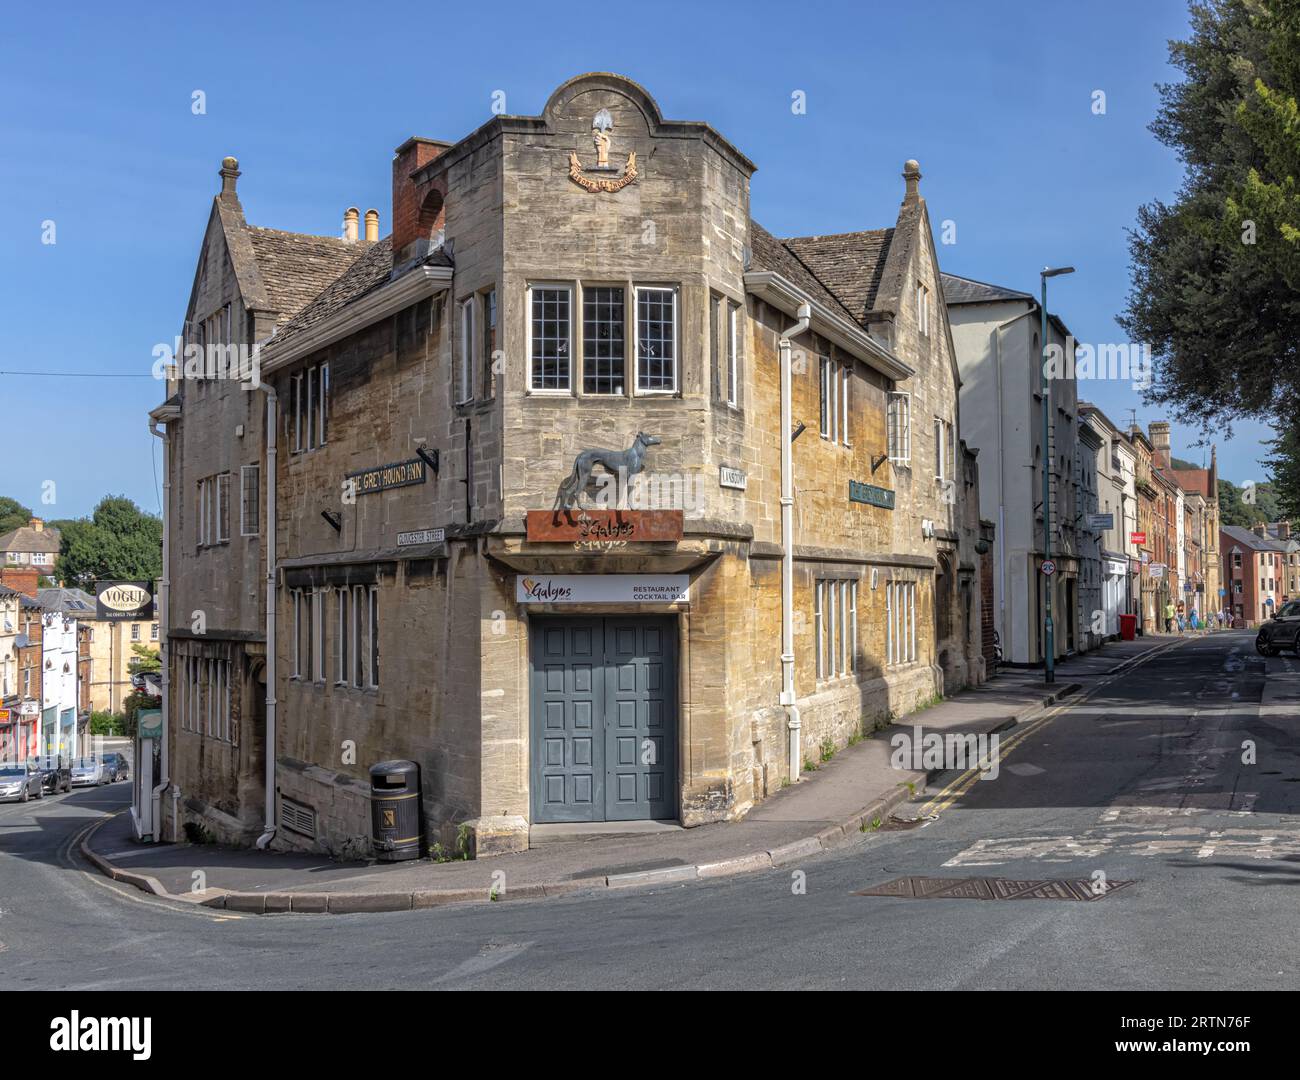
[1120,0,1300,428]
[128,642,161,675]
[1264,426,1300,518]
[1219,477,1266,526]
[54,496,162,590]
[0,497,33,536]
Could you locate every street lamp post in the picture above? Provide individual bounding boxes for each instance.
[1040,266,1074,685]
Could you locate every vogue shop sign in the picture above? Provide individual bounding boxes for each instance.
[516,574,689,604]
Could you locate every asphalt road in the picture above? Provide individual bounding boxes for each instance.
[2,630,1296,990]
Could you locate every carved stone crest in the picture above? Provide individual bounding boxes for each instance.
[568,108,638,193]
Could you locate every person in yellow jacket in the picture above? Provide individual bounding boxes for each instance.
[1164,601,1176,633]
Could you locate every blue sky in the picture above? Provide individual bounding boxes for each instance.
[1,0,1277,519]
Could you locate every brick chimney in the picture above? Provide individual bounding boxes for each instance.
[0,566,39,597]
[1149,421,1171,469]
[1253,522,1268,538]
[392,137,452,267]
[1277,520,1292,540]
[29,517,43,531]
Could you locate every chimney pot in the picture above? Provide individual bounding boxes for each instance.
[29,517,42,531]
[364,208,379,244]
[343,206,360,243]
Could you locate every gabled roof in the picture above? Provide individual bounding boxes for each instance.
[779,230,894,326]
[748,222,855,322]
[940,272,1034,306]
[1222,525,1287,552]
[35,587,97,614]
[245,227,366,326]
[0,524,60,555]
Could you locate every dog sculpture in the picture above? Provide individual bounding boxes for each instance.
[553,432,661,511]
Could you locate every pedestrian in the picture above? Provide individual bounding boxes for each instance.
[1164,601,1175,634]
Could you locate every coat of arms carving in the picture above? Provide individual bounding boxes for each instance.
[568,108,638,193]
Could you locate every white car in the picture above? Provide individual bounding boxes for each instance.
[70,757,109,786]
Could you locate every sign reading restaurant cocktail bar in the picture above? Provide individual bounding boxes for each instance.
[95,580,154,621]
[346,458,428,497]
[526,509,683,543]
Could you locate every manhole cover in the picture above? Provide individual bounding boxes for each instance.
[855,875,1135,902]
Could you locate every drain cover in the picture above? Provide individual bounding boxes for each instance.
[855,875,1134,902]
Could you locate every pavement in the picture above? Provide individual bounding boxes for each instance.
[81,633,1187,914]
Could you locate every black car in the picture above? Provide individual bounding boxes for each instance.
[101,752,130,782]
[1256,599,1300,656]
[33,755,72,795]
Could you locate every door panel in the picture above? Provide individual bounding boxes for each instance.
[530,616,676,823]
[603,618,676,821]
[532,620,605,822]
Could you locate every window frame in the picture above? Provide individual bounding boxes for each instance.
[581,283,628,396]
[633,285,678,395]
[887,392,912,465]
[725,300,740,408]
[527,283,574,394]
[458,295,475,404]
[240,464,260,536]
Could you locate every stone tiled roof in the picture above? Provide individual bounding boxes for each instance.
[940,272,1034,306]
[0,524,60,555]
[748,222,858,323]
[246,228,368,325]
[267,238,454,355]
[267,237,397,352]
[779,229,895,325]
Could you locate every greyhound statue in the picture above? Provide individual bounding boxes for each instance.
[553,432,661,511]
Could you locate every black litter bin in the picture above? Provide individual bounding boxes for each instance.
[369,760,422,861]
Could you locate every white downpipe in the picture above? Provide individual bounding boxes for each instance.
[256,385,278,850]
[147,418,171,841]
[780,303,812,782]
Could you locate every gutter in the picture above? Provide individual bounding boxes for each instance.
[779,302,812,783]
[258,263,453,377]
[255,384,279,850]
[743,270,914,383]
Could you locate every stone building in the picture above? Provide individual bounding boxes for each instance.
[158,73,986,857]
[150,157,368,842]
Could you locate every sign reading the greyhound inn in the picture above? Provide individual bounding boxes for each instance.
[95,580,154,621]
[516,574,689,604]
[526,509,683,544]
[345,458,428,497]
[848,480,896,510]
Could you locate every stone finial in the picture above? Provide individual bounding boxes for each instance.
[219,156,241,196]
[903,159,922,198]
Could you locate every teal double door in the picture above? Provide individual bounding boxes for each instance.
[529,617,677,823]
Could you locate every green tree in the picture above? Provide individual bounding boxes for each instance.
[1219,477,1266,526]
[128,642,161,675]
[0,496,33,536]
[1120,0,1300,427]
[1264,426,1300,518]
[54,496,162,590]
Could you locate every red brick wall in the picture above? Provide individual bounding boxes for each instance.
[0,566,39,597]
[391,137,450,265]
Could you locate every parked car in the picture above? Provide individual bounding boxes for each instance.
[1256,599,1300,656]
[101,752,130,782]
[70,756,109,786]
[0,761,45,802]
[33,756,72,795]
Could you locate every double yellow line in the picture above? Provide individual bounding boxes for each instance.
[916,639,1185,818]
